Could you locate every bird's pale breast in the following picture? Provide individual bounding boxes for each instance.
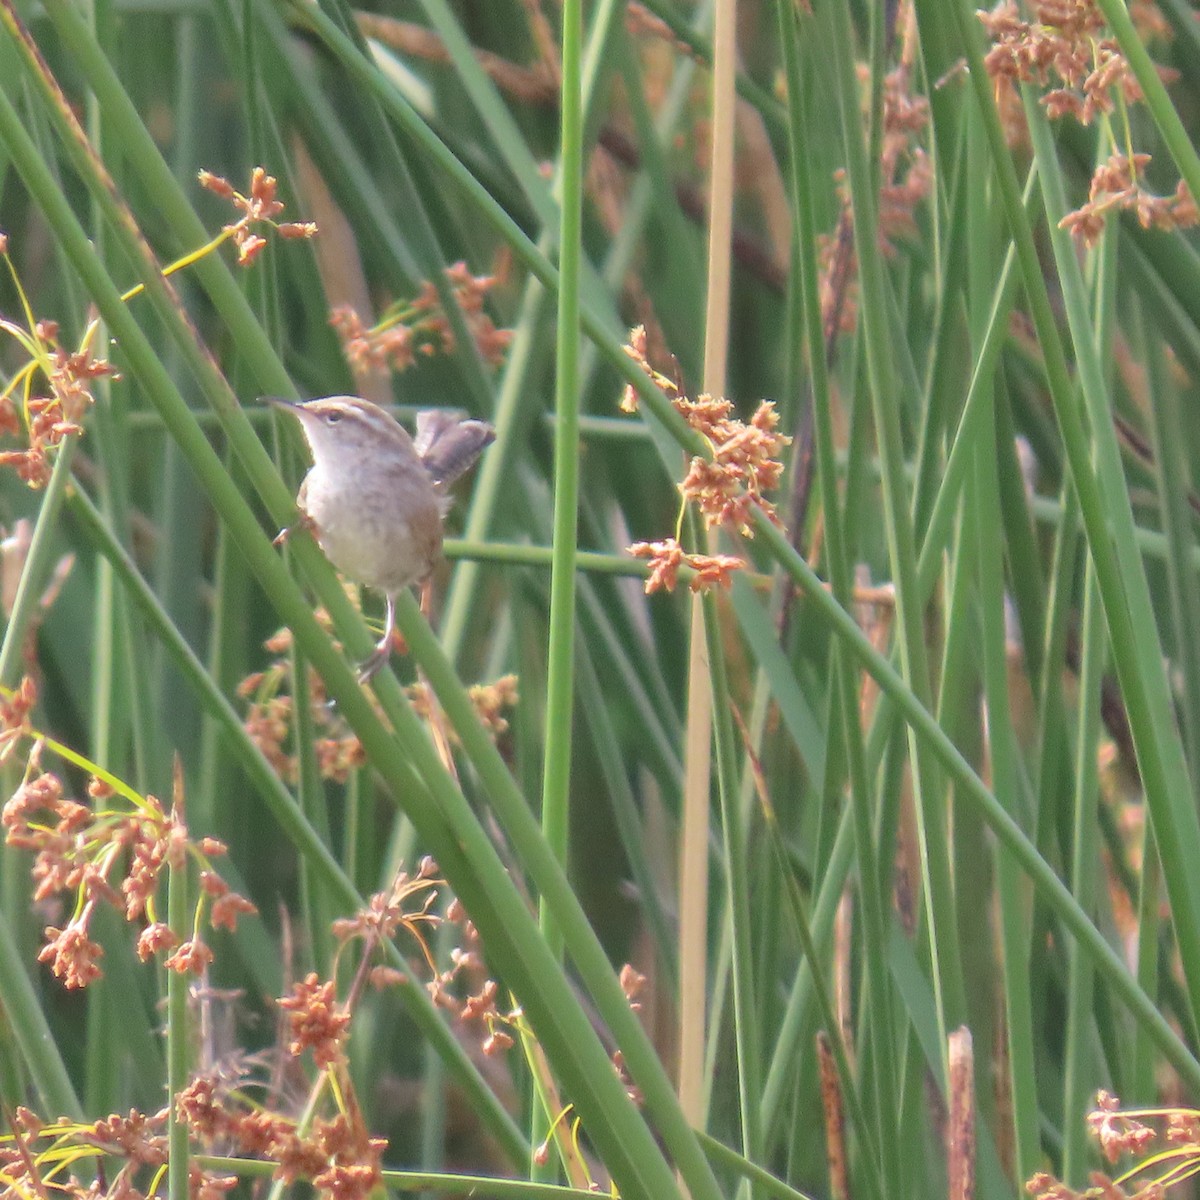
[300,462,442,593]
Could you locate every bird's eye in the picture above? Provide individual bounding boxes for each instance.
[325,411,342,425]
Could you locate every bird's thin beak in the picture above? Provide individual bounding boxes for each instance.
[262,396,299,410]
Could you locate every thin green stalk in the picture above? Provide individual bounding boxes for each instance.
[758,793,884,1200]
[1132,830,1163,1100]
[207,1137,820,1200]
[1061,562,1103,1182]
[575,647,676,987]
[539,0,583,964]
[405,0,563,229]
[759,787,854,1133]
[439,280,550,660]
[1026,493,1200,570]
[702,582,763,1169]
[290,636,335,981]
[532,0,583,1170]
[1029,473,1081,1058]
[973,430,1039,1184]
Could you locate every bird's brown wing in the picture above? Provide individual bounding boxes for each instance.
[415,411,496,490]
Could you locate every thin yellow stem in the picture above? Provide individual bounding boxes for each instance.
[2,248,40,336]
[119,228,233,303]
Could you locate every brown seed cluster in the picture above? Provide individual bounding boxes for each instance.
[0,167,311,490]
[620,325,789,594]
[279,975,353,1069]
[1059,151,1198,245]
[6,791,645,1200]
[5,863,509,1200]
[819,10,932,340]
[238,607,366,785]
[978,0,1192,245]
[240,613,517,779]
[0,1106,241,1200]
[177,872,480,1197]
[677,396,787,532]
[622,326,789,535]
[177,1074,386,1200]
[331,857,444,979]
[628,538,745,595]
[0,307,117,488]
[330,260,512,380]
[1026,1090,1200,1198]
[406,673,520,740]
[1,680,256,989]
[979,0,1145,126]
[198,166,318,266]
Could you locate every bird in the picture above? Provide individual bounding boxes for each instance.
[269,396,494,682]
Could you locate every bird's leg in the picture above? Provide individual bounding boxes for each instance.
[357,593,396,684]
[272,512,317,547]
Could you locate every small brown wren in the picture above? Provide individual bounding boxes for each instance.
[270,396,494,682]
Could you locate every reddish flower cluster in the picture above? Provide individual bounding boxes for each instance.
[678,395,788,533]
[465,674,520,737]
[979,0,1145,126]
[178,1074,386,1200]
[241,616,517,779]
[620,326,791,593]
[0,1104,240,1200]
[628,538,745,595]
[406,673,519,740]
[329,260,512,380]
[238,609,365,785]
[169,872,500,1198]
[1059,151,1198,246]
[279,974,353,1069]
[333,857,440,943]
[2,690,255,988]
[397,892,519,1056]
[198,167,318,266]
[0,673,36,760]
[622,326,789,534]
[619,962,646,1010]
[978,0,1193,244]
[0,314,117,489]
[863,55,932,257]
[1027,1091,1200,1199]
[818,12,931,339]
